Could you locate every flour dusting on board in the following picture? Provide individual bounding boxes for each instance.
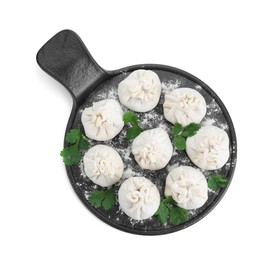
[121,168,141,180]
[202,118,216,126]
[206,99,222,115]
[161,79,181,94]
[95,86,118,101]
[70,70,235,233]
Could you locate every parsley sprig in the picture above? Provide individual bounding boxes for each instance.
[88,187,116,210]
[172,123,201,150]
[123,111,144,140]
[208,174,229,191]
[155,196,189,225]
[60,129,89,165]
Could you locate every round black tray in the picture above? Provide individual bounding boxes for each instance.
[37,30,237,235]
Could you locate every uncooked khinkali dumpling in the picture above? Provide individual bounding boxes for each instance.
[118,70,161,112]
[186,125,230,170]
[81,99,124,141]
[83,145,124,187]
[132,128,173,170]
[165,166,208,210]
[118,177,160,220]
[163,88,206,127]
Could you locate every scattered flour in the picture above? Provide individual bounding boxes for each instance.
[73,72,235,232]
[161,79,181,94]
[79,161,86,178]
[158,122,170,132]
[95,86,119,101]
[200,169,208,176]
[140,111,163,129]
[166,163,180,172]
[116,146,131,162]
[84,190,91,200]
[172,149,178,156]
[179,156,190,165]
[224,162,231,171]
[206,99,222,115]
[202,118,216,126]
[220,123,229,131]
[121,168,141,180]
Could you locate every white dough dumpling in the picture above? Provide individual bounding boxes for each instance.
[186,125,230,170]
[118,177,160,220]
[83,145,124,187]
[132,128,173,170]
[81,99,124,141]
[163,88,206,127]
[118,69,161,112]
[165,166,208,210]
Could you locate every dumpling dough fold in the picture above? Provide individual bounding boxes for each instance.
[132,128,173,170]
[83,145,124,187]
[118,177,160,220]
[186,125,230,170]
[163,88,206,127]
[165,166,208,210]
[81,99,124,141]
[118,70,161,112]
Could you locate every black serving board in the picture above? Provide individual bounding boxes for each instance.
[37,30,237,235]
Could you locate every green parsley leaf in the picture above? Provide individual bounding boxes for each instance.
[60,145,81,166]
[123,111,140,124]
[173,136,186,150]
[78,135,90,150]
[172,123,184,136]
[163,196,176,205]
[123,111,144,141]
[88,190,104,208]
[65,129,81,144]
[171,123,201,151]
[88,188,116,210]
[169,206,189,225]
[101,189,117,210]
[155,196,189,225]
[207,177,218,191]
[182,123,201,137]
[60,128,89,165]
[155,201,169,224]
[208,174,229,191]
[126,125,143,140]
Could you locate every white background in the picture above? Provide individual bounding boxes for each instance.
[1,0,275,259]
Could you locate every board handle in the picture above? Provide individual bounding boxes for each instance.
[36,30,109,104]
